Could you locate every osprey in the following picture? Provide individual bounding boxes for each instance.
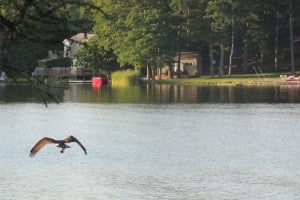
[29,135,87,157]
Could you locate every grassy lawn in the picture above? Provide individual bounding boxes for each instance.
[152,73,284,85]
[7,71,290,86]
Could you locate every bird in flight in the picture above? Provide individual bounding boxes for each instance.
[29,135,87,157]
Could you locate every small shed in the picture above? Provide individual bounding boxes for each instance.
[174,52,201,76]
[161,52,201,78]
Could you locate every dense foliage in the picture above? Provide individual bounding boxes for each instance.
[0,0,94,76]
[38,57,72,68]
[75,38,119,73]
[1,0,300,78]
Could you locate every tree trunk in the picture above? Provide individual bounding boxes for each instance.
[219,43,224,76]
[168,65,173,79]
[151,66,155,80]
[274,5,279,72]
[243,23,249,73]
[157,48,161,80]
[228,17,235,76]
[209,44,214,77]
[176,52,181,78]
[289,0,295,75]
[158,67,161,80]
[146,65,150,80]
[243,41,248,73]
[176,23,182,79]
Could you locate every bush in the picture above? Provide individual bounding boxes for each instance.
[111,70,140,86]
[38,57,72,68]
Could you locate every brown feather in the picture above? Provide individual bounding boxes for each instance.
[29,137,57,157]
[64,135,87,155]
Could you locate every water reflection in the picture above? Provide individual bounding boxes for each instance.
[0,83,66,103]
[0,83,300,103]
[279,85,300,103]
[63,84,300,103]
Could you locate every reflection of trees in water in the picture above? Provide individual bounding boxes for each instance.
[0,84,65,103]
[150,85,300,103]
[280,85,300,103]
[2,84,300,104]
[152,84,199,103]
[51,84,300,104]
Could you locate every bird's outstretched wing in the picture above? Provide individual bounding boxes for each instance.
[30,137,57,157]
[64,135,87,155]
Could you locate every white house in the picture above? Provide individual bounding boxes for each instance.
[32,33,96,79]
[63,32,95,67]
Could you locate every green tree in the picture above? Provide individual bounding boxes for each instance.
[170,0,208,76]
[241,0,300,73]
[0,0,95,105]
[75,38,119,73]
[205,0,249,76]
[0,0,94,76]
[93,0,176,80]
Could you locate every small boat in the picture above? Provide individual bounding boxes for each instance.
[286,75,300,81]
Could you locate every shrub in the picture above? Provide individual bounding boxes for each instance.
[38,57,72,68]
[111,70,140,86]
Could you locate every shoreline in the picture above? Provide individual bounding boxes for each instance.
[141,73,300,86]
[7,73,300,87]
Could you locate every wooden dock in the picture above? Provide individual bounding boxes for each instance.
[67,80,92,83]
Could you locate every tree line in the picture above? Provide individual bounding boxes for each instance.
[1,0,300,79]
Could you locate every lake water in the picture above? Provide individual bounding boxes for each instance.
[0,83,299,199]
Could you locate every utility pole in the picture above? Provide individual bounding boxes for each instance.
[289,0,295,75]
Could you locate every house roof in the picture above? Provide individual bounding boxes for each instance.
[70,33,95,43]
[175,52,199,59]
